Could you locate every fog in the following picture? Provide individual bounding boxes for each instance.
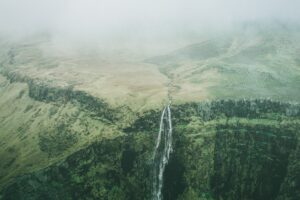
[0,0,299,54]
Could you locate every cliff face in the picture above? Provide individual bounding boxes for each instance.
[0,73,127,190]
[212,123,298,200]
[2,70,128,123]
[1,87,299,200]
[1,137,153,200]
[1,24,300,200]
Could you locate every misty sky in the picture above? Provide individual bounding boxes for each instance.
[1,0,299,32]
[0,0,299,47]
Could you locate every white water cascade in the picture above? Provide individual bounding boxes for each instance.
[153,104,173,200]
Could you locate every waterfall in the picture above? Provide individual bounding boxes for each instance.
[153,104,173,200]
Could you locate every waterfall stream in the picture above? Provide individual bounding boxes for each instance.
[153,105,173,200]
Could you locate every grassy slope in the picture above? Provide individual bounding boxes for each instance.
[0,38,168,111]
[0,74,123,189]
[1,24,299,109]
[0,23,300,196]
[146,25,300,103]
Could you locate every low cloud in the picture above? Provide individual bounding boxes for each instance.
[0,0,299,43]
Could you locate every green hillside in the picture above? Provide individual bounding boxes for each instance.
[146,25,300,102]
[0,23,300,199]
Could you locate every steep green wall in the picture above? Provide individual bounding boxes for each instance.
[0,75,124,190]
[1,100,300,200]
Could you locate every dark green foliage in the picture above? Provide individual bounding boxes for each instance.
[123,109,162,133]
[276,143,300,200]
[163,151,186,200]
[211,123,298,200]
[1,99,300,200]
[199,99,300,120]
[27,82,118,122]
[38,123,78,157]
[121,147,137,175]
[2,136,154,200]
[1,70,119,123]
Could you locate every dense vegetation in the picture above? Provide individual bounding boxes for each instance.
[1,99,299,200]
[1,26,299,199]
